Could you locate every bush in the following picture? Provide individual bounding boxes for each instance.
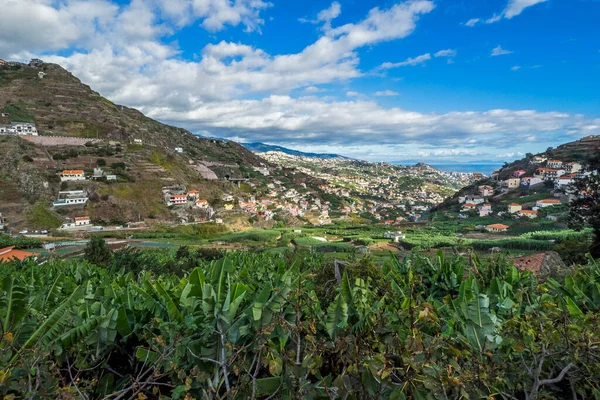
[83,236,112,266]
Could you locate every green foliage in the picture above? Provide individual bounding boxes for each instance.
[83,235,112,266]
[0,234,42,249]
[0,251,599,399]
[26,201,62,229]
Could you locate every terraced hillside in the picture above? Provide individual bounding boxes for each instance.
[0,62,277,230]
[0,62,263,166]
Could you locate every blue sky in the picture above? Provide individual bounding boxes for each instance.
[1,0,599,163]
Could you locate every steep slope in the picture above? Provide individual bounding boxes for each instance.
[0,62,277,230]
[0,62,264,166]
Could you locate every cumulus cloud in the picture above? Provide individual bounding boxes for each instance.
[511,65,521,71]
[300,1,341,30]
[146,96,600,149]
[379,53,431,69]
[154,0,272,32]
[491,45,513,56]
[2,0,594,161]
[374,90,399,96]
[465,0,547,27]
[0,0,119,55]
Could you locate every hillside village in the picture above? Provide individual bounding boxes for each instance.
[259,151,479,223]
[1,58,597,243]
[0,59,482,235]
[451,152,593,233]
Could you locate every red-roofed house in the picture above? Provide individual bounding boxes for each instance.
[518,209,538,219]
[486,224,509,232]
[60,169,86,181]
[536,199,562,208]
[196,199,209,208]
[0,246,38,263]
[513,170,526,178]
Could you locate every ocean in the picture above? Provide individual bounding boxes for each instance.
[427,163,504,175]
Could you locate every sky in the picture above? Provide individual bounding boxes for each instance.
[1,0,599,163]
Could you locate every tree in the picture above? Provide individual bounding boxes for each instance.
[83,235,112,266]
[569,152,600,257]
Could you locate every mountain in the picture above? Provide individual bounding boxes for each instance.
[0,61,317,229]
[242,142,347,159]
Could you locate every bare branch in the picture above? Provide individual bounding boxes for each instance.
[538,363,575,386]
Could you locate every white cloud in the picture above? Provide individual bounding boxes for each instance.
[374,90,399,96]
[317,1,342,23]
[158,0,273,32]
[299,1,341,25]
[504,0,548,19]
[466,0,547,27]
[497,151,524,158]
[148,96,600,150]
[491,45,513,56]
[2,0,594,161]
[380,53,431,69]
[434,49,457,58]
[304,86,324,93]
[464,18,480,27]
[485,15,502,24]
[0,0,119,55]
[511,65,521,71]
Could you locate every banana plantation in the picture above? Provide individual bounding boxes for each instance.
[1,249,600,399]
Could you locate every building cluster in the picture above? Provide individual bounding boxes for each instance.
[162,186,213,217]
[0,122,38,136]
[459,156,592,233]
[258,151,478,223]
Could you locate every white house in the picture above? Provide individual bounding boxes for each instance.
[167,194,188,206]
[536,199,562,208]
[555,175,576,189]
[60,170,86,182]
[487,224,509,233]
[53,190,88,207]
[564,162,582,173]
[11,122,38,135]
[478,203,492,217]
[60,216,91,229]
[252,166,270,176]
[547,160,563,169]
[520,177,543,188]
[174,147,183,153]
[384,231,406,242]
[133,139,143,145]
[518,210,538,219]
